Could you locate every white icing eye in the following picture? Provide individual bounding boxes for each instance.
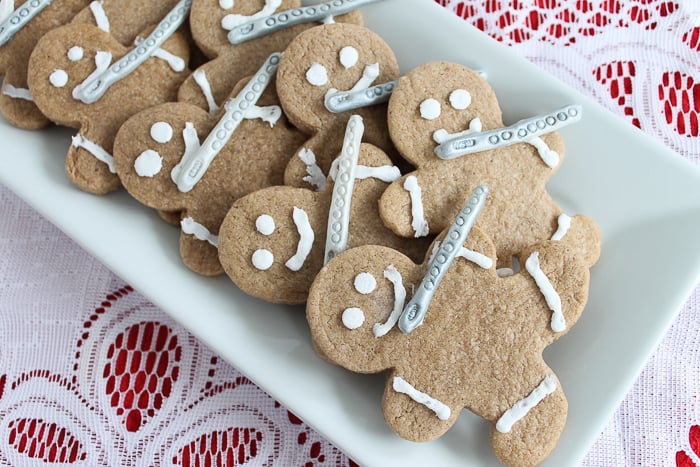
[219,0,233,8]
[255,214,275,236]
[150,121,173,143]
[49,69,68,88]
[134,149,163,177]
[354,272,377,295]
[342,307,365,330]
[449,89,472,110]
[252,249,274,270]
[67,46,84,61]
[306,62,328,87]
[339,46,359,69]
[419,98,441,120]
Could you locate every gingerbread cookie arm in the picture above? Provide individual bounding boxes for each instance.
[179,208,222,276]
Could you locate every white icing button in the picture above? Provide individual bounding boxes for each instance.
[255,214,275,236]
[134,150,163,177]
[150,121,173,144]
[354,272,377,295]
[449,89,472,110]
[67,46,84,62]
[219,0,233,8]
[49,70,68,88]
[252,249,274,270]
[306,63,328,87]
[419,98,441,120]
[339,46,359,69]
[342,307,365,330]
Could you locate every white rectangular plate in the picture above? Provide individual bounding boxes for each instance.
[3,1,700,465]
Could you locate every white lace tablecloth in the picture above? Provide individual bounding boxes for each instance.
[1,1,700,465]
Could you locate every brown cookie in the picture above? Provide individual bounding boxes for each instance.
[27,9,191,194]
[378,61,601,268]
[0,0,89,129]
[307,194,591,466]
[275,22,401,189]
[113,54,305,276]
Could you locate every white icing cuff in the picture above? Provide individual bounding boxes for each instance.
[496,375,557,433]
[221,0,282,30]
[71,133,116,174]
[298,148,326,191]
[89,0,110,32]
[180,217,219,248]
[403,176,429,238]
[193,69,220,115]
[393,376,451,421]
[551,213,571,241]
[525,251,566,332]
[3,84,33,101]
[528,136,560,168]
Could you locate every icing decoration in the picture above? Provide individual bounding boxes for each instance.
[525,251,566,332]
[171,53,280,193]
[181,217,219,247]
[434,104,582,160]
[134,149,163,177]
[429,241,493,269]
[551,213,572,241]
[150,121,173,143]
[392,376,451,421]
[496,375,557,433]
[497,268,515,277]
[354,165,400,182]
[89,1,110,32]
[193,69,220,115]
[255,214,275,236]
[325,79,397,113]
[227,0,383,44]
[219,0,233,9]
[49,69,68,88]
[243,103,282,127]
[285,206,314,271]
[527,136,560,168]
[3,84,32,101]
[142,40,186,72]
[252,248,274,270]
[339,46,358,69]
[0,0,51,46]
[72,50,112,99]
[419,98,440,120]
[67,46,84,62]
[321,14,335,24]
[342,307,365,330]
[324,115,363,264]
[72,0,192,104]
[399,186,488,334]
[372,265,406,338]
[221,0,281,31]
[306,62,328,87]
[432,117,482,145]
[71,133,116,173]
[354,272,377,295]
[349,63,379,92]
[403,176,429,238]
[449,89,471,110]
[298,148,326,191]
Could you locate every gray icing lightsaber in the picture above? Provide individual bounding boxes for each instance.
[72,0,192,104]
[398,185,488,334]
[434,104,582,160]
[228,0,384,44]
[0,0,51,46]
[324,114,363,264]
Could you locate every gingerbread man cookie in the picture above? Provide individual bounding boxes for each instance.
[178,0,362,114]
[307,188,592,467]
[0,0,89,129]
[218,115,430,304]
[378,61,601,268]
[113,54,305,276]
[275,22,400,189]
[27,1,191,194]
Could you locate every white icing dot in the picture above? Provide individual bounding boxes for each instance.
[449,89,472,110]
[419,98,441,120]
[150,121,173,143]
[339,46,359,69]
[255,214,275,236]
[49,70,68,88]
[134,150,163,177]
[342,307,365,330]
[219,0,233,8]
[306,62,328,87]
[252,249,274,270]
[67,46,84,62]
[354,272,377,295]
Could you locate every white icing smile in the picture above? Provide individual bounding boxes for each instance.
[372,265,407,338]
[433,117,483,144]
[284,207,315,272]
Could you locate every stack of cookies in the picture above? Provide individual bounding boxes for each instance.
[0,1,602,465]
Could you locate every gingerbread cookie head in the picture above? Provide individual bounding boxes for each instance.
[378,61,601,267]
[27,13,191,194]
[307,192,591,466]
[113,54,305,276]
[219,116,430,304]
[276,22,400,188]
